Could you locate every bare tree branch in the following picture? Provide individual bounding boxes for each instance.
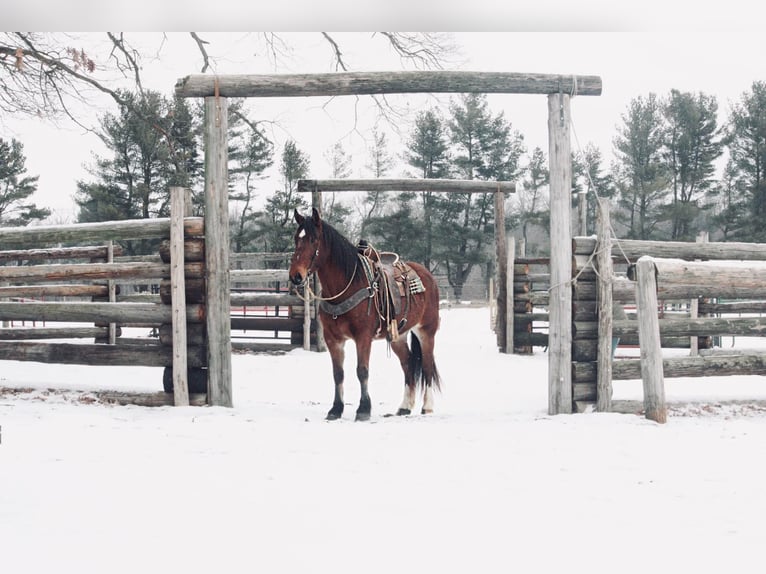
[321,32,348,71]
[107,32,143,92]
[190,32,210,73]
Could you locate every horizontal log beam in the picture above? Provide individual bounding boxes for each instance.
[0,302,205,324]
[0,261,204,283]
[0,245,124,262]
[573,353,766,383]
[573,236,766,261]
[230,292,303,307]
[175,71,602,98]
[230,269,290,283]
[0,341,206,367]
[230,316,303,332]
[0,327,112,340]
[0,217,204,249]
[0,284,109,298]
[297,178,516,194]
[574,317,766,339]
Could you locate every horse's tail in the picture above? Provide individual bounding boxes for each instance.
[409,332,441,392]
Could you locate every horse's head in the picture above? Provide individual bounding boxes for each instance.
[289,207,323,286]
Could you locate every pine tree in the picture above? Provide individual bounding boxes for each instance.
[0,137,49,226]
[613,93,669,239]
[260,140,310,253]
[661,89,723,240]
[438,94,525,300]
[403,108,451,271]
[724,81,766,242]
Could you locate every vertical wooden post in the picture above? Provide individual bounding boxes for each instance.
[690,231,709,356]
[311,189,326,352]
[577,192,588,236]
[506,237,515,354]
[494,188,508,351]
[596,198,613,412]
[204,95,233,407]
[634,257,667,424]
[107,240,117,345]
[488,278,495,330]
[547,92,573,414]
[170,186,190,407]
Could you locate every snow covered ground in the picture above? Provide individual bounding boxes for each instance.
[2,307,766,573]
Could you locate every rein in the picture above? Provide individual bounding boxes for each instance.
[295,258,360,303]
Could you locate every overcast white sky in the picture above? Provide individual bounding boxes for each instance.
[3,27,764,221]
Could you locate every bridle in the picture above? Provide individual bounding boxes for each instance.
[293,233,360,304]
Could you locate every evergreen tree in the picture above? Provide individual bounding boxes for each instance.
[358,129,393,238]
[574,143,615,235]
[403,108,451,271]
[661,89,723,240]
[0,137,49,226]
[516,147,549,252]
[439,94,525,299]
[229,126,274,253]
[613,93,669,239]
[321,142,353,235]
[260,140,310,253]
[724,81,766,242]
[75,89,197,229]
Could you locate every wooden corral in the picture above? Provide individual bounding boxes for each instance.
[176,69,603,415]
[0,189,206,406]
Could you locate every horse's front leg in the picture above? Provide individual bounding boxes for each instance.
[326,339,345,420]
[354,335,373,421]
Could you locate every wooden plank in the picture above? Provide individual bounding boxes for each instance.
[0,217,204,249]
[0,245,123,262]
[175,71,603,98]
[634,257,667,424]
[0,327,110,340]
[573,236,766,261]
[596,198,614,412]
[0,284,108,298]
[0,301,204,324]
[547,92,573,415]
[229,292,302,307]
[0,341,206,367]
[230,269,290,283]
[298,178,516,194]
[0,261,204,283]
[170,187,190,407]
[204,96,233,407]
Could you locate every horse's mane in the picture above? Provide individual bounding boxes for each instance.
[301,217,361,282]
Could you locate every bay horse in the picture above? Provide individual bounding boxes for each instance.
[289,208,441,421]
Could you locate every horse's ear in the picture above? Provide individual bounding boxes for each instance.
[311,207,321,226]
[294,209,304,225]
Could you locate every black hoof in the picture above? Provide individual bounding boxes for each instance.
[326,410,343,421]
[355,411,371,422]
[421,408,433,415]
[396,408,411,416]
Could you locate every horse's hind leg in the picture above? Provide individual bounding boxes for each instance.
[390,337,416,415]
[416,329,440,415]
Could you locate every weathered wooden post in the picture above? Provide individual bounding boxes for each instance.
[596,198,613,412]
[494,187,508,351]
[169,186,190,406]
[547,91,573,414]
[634,257,667,423]
[204,93,233,407]
[506,237,515,354]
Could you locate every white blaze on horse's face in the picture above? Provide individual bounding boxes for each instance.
[290,225,316,286]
